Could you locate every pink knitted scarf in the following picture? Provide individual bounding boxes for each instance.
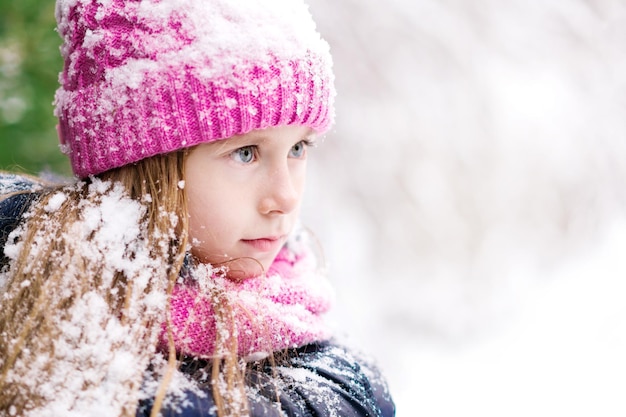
[161,245,334,358]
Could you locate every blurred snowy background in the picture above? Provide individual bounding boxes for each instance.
[300,0,626,416]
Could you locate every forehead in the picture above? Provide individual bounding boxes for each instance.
[203,125,315,150]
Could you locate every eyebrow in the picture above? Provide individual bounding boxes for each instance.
[215,133,266,151]
[208,127,316,154]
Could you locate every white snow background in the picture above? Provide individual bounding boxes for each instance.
[301,1,626,416]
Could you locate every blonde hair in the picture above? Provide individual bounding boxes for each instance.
[0,152,249,417]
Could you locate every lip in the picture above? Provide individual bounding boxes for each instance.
[241,236,285,252]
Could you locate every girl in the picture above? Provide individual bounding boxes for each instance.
[0,0,394,416]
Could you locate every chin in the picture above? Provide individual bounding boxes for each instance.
[190,248,280,280]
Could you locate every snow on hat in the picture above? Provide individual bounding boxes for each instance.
[54,0,335,177]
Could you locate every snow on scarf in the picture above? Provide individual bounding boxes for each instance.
[163,243,335,359]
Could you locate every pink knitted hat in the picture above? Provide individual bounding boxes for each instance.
[54,0,335,177]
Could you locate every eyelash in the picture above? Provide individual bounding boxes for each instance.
[300,138,316,148]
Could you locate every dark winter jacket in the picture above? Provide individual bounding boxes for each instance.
[0,173,41,269]
[0,173,395,417]
[137,341,395,417]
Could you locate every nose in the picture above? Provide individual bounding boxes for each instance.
[258,162,301,215]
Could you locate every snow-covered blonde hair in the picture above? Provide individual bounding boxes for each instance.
[0,153,248,417]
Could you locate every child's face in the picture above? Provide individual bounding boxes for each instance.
[185,124,313,278]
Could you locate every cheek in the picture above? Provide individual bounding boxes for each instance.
[188,192,222,226]
[187,200,232,261]
[186,181,245,244]
[187,186,220,237]
[294,166,307,199]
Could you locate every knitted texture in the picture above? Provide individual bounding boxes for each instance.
[162,245,334,358]
[54,0,335,177]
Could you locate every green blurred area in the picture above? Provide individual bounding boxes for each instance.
[0,0,71,176]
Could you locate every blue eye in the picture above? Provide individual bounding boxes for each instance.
[289,141,308,158]
[231,146,256,163]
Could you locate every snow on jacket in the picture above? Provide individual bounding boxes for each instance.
[137,341,394,417]
[0,173,395,417]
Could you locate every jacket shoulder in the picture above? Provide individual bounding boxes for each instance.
[273,341,396,417]
[0,173,42,268]
[0,172,43,198]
